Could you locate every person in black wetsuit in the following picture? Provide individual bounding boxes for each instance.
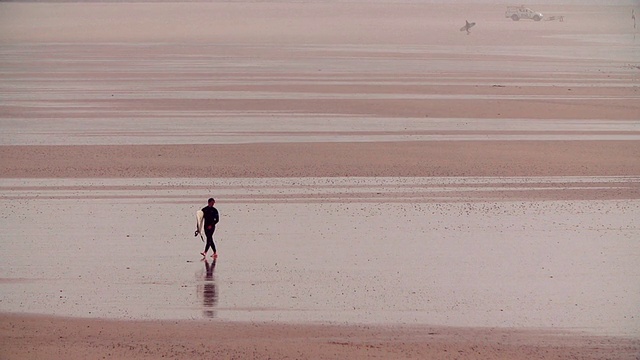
[200,197,219,259]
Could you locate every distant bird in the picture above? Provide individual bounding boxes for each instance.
[460,20,476,35]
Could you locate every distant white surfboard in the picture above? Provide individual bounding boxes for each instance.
[196,210,204,242]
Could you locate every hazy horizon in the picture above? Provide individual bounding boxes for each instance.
[0,0,638,5]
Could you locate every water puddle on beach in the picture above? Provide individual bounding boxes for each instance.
[1,177,639,337]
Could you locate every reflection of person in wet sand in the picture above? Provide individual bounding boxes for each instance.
[202,259,218,318]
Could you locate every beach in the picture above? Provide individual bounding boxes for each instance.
[1,1,639,359]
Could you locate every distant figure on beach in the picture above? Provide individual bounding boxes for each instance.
[199,197,219,259]
[460,20,476,35]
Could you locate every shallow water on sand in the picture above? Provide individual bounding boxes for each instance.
[1,177,639,337]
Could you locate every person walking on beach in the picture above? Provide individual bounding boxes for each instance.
[200,197,219,259]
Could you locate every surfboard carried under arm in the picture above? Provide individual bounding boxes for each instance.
[195,210,204,242]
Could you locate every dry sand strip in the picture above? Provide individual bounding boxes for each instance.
[1,141,640,178]
[1,314,638,360]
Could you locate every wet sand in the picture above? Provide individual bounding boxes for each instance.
[2,141,640,178]
[2,313,639,360]
[1,177,640,331]
[1,1,639,359]
[1,176,639,358]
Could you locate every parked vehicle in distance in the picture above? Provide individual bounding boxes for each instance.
[505,6,544,21]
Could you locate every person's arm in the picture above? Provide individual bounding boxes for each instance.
[213,209,220,226]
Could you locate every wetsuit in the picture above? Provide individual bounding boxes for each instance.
[202,206,219,253]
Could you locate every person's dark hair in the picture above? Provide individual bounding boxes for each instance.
[208,198,215,203]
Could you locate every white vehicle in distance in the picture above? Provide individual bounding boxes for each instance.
[505,6,544,21]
